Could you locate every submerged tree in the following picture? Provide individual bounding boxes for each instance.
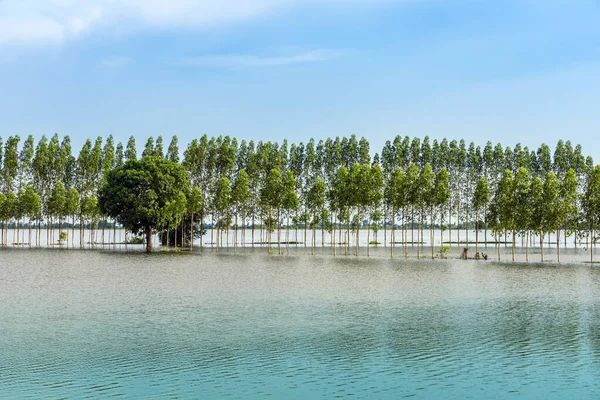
[98,156,190,253]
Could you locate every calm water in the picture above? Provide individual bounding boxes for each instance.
[1,249,600,399]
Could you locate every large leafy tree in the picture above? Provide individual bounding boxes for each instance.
[98,156,191,253]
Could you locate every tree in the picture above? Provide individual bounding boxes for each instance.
[125,136,137,161]
[433,168,450,258]
[186,186,203,250]
[512,168,530,262]
[307,177,326,255]
[98,156,191,253]
[260,168,282,254]
[472,177,490,255]
[558,169,578,262]
[541,172,560,262]
[367,164,383,257]
[47,181,66,245]
[212,177,231,252]
[529,177,544,260]
[65,187,80,248]
[231,169,250,252]
[167,136,180,163]
[22,185,41,247]
[582,165,600,263]
[142,137,155,158]
[385,167,406,257]
[2,136,20,194]
[416,163,434,259]
[281,170,299,253]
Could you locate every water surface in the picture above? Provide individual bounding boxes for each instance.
[1,249,600,399]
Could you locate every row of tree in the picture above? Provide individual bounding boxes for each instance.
[0,133,599,260]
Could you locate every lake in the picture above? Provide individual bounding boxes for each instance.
[1,249,600,399]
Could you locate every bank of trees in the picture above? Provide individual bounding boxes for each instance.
[0,133,599,260]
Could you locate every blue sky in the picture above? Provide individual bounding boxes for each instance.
[1,0,599,160]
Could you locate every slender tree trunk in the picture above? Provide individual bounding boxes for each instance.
[417,210,421,259]
[475,212,479,255]
[484,216,488,248]
[346,212,350,256]
[590,229,594,265]
[211,215,215,249]
[285,211,290,254]
[457,202,461,246]
[440,216,444,259]
[526,231,529,262]
[384,209,387,249]
[541,233,544,262]
[497,232,501,261]
[145,225,152,253]
[512,230,515,262]
[557,229,560,263]
[391,209,395,258]
[304,213,308,249]
[268,212,272,254]
[411,206,414,248]
[367,216,371,257]
[431,208,434,260]
[190,213,194,251]
[80,219,84,249]
[234,213,238,254]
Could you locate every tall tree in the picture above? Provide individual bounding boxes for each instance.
[231,169,250,252]
[167,136,180,163]
[125,136,137,161]
[472,177,490,255]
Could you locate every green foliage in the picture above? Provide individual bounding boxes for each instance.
[98,156,191,252]
[59,231,68,243]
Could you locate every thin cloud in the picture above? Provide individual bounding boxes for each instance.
[101,56,131,69]
[0,0,392,46]
[179,49,347,68]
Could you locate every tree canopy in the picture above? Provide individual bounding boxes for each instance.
[98,156,190,252]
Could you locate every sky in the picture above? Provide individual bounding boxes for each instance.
[1,0,599,161]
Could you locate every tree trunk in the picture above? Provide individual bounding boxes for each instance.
[278,210,282,255]
[525,231,529,262]
[511,230,515,262]
[383,211,394,248]
[332,212,336,256]
[541,233,544,263]
[497,233,501,261]
[411,206,414,248]
[234,213,238,254]
[391,209,395,258]
[431,208,435,260]
[557,229,560,263]
[190,213,194,251]
[475,212,479,255]
[346,212,350,256]
[367,216,371,257]
[145,225,152,253]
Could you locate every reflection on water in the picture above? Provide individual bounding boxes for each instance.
[1,250,600,399]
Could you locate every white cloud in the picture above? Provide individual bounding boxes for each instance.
[0,0,392,46]
[180,49,347,68]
